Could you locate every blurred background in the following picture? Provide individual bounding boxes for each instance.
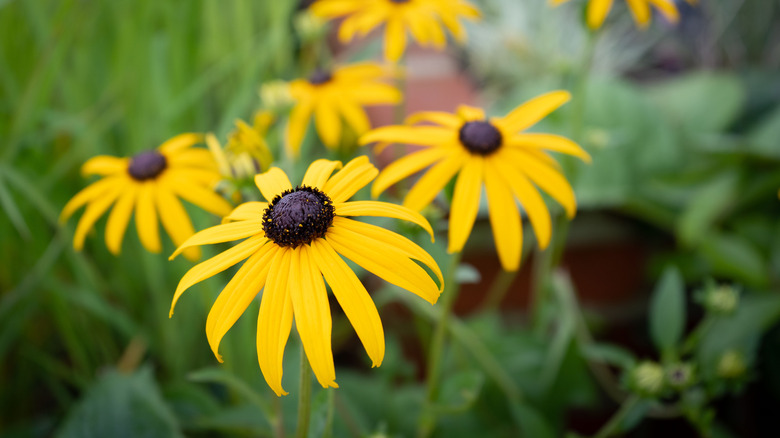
[2,0,780,437]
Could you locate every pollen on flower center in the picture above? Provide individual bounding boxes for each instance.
[128,150,167,181]
[262,186,335,248]
[308,69,333,85]
[458,121,503,155]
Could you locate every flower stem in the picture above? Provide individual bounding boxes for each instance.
[592,395,641,438]
[418,251,463,438]
[480,269,518,312]
[295,349,313,438]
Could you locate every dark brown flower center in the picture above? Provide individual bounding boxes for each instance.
[308,69,333,85]
[458,121,503,155]
[262,186,334,248]
[128,150,167,181]
[389,0,410,3]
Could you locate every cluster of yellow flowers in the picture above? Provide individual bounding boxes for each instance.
[61,0,688,396]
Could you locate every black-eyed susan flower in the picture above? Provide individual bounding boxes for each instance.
[286,62,401,156]
[60,133,233,261]
[552,0,679,29]
[169,156,442,396]
[310,0,480,63]
[360,92,591,271]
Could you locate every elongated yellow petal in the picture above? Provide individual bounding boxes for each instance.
[322,156,378,203]
[384,16,407,63]
[348,83,402,105]
[448,157,484,253]
[505,149,576,218]
[164,174,232,217]
[360,125,455,146]
[371,147,449,198]
[156,186,200,261]
[286,100,314,158]
[223,202,267,223]
[338,99,371,137]
[404,151,467,211]
[484,162,522,271]
[587,0,614,29]
[135,182,162,253]
[105,185,138,255]
[326,225,441,304]
[315,100,342,149]
[289,246,338,389]
[159,133,204,154]
[456,105,485,122]
[490,154,552,249]
[498,91,571,133]
[335,62,387,81]
[255,167,293,202]
[170,220,263,259]
[302,159,343,189]
[61,176,124,223]
[206,242,277,361]
[334,216,443,289]
[256,247,294,397]
[168,147,220,170]
[508,133,591,162]
[626,0,651,28]
[81,156,128,176]
[73,181,124,251]
[404,111,462,129]
[311,239,385,367]
[405,12,433,46]
[171,235,268,317]
[164,168,221,187]
[335,200,434,241]
[647,0,679,23]
[310,0,365,18]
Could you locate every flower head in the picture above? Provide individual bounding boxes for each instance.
[361,91,590,271]
[286,63,401,157]
[630,361,665,396]
[60,133,232,261]
[311,0,480,62]
[552,0,680,30]
[169,156,442,396]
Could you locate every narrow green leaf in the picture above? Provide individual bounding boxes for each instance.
[676,173,738,247]
[649,266,686,355]
[581,343,637,370]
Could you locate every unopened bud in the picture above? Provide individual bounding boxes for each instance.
[717,350,746,379]
[665,363,695,390]
[630,361,665,397]
[704,285,738,315]
[260,80,294,112]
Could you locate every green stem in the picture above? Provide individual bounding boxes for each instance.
[593,395,641,438]
[295,350,313,438]
[418,252,463,438]
[481,269,518,312]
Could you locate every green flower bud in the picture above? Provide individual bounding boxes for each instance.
[294,9,327,43]
[704,285,739,315]
[665,363,695,390]
[259,80,294,112]
[717,350,746,379]
[631,361,665,397]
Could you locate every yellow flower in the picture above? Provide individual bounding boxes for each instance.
[311,0,480,63]
[207,111,275,180]
[60,133,233,261]
[286,62,401,157]
[360,92,591,271]
[169,156,442,396]
[552,0,679,29]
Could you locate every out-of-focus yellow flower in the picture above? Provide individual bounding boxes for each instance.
[286,62,400,157]
[310,0,480,63]
[551,0,679,30]
[361,91,590,271]
[61,134,232,261]
[206,111,275,181]
[169,156,442,396]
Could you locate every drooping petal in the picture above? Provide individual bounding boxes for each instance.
[286,100,314,158]
[403,151,467,211]
[256,247,294,397]
[73,181,125,251]
[404,111,462,129]
[310,238,385,367]
[371,147,449,198]
[384,16,407,62]
[484,162,523,271]
[348,83,402,105]
[314,99,342,149]
[586,0,614,29]
[167,148,221,170]
[164,173,232,217]
[322,156,378,203]
[302,159,343,189]
[105,184,138,255]
[507,133,591,162]
[498,91,571,133]
[170,220,264,259]
[255,167,293,202]
[360,125,455,146]
[626,0,651,28]
[335,200,434,241]
[504,149,576,218]
[448,156,484,253]
[170,235,268,316]
[289,246,338,389]
[456,105,485,122]
[135,181,162,253]
[155,185,200,261]
[223,202,267,223]
[338,99,371,137]
[159,133,204,155]
[81,156,128,176]
[60,176,124,223]
[647,0,679,23]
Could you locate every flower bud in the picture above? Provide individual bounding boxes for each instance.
[630,361,665,397]
[704,285,738,315]
[665,362,695,390]
[717,350,746,379]
[260,80,294,112]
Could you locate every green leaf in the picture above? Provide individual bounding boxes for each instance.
[649,266,686,355]
[510,403,556,438]
[747,104,780,158]
[581,343,637,370]
[676,172,738,247]
[187,367,273,422]
[56,367,183,438]
[437,370,485,413]
[308,389,335,438]
[700,232,767,288]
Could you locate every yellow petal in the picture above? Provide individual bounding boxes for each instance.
[164,168,221,187]
[507,133,591,162]
[159,133,204,154]
[348,83,402,105]
[448,157,484,253]
[326,224,441,304]
[314,100,342,149]
[254,167,293,202]
[484,162,523,271]
[135,182,161,254]
[302,159,343,189]
[498,90,571,133]
[587,0,614,29]
[335,200,434,241]
[322,156,378,203]
[626,0,651,28]
[647,0,679,23]
[310,0,365,18]
[105,185,138,255]
[338,99,371,137]
[310,239,385,367]
[73,181,124,251]
[403,151,467,211]
[456,105,485,122]
[167,148,220,170]
[155,185,200,262]
[60,176,123,223]
[223,202,267,223]
[81,156,128,176]
[164,173,232,217]
[256,247,294,397]
[335,62,387,81]
[289,246,338,389]
[286,100,314,158]
[206,241,277,361]
[360,125,455,146]
[339,7,388,41]
[384,17,407,63]
[505,149,576,218]
[171,235,268,317]
[371,147,449,198]
[170,220,263,259]
[404,111,462,129]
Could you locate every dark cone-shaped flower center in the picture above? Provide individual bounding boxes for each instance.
[263,186,335,248]
[389,0,410,3]
[308,69,333,85]
[458,121,503,155]
[128,150,167,181]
